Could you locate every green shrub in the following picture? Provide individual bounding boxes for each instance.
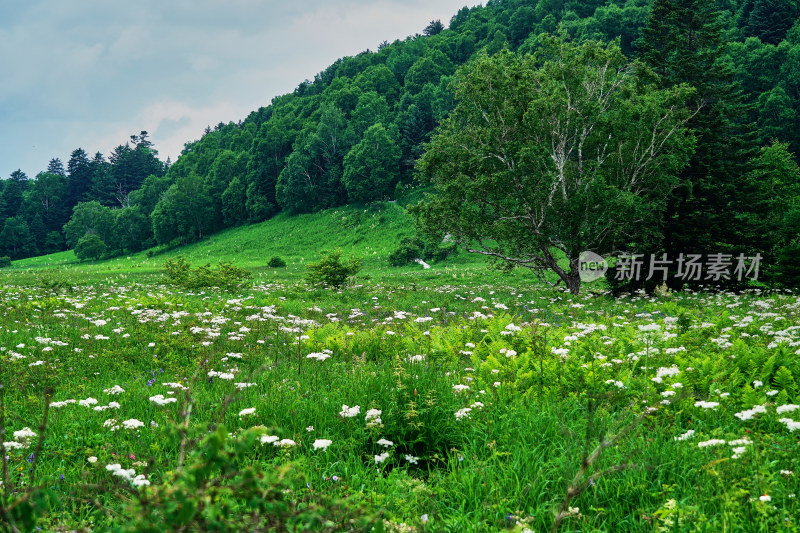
[163,255,251,290]
[388,235,458,266]
[306,250,362,289]
[267,256,287,268]
[163,256,191,284]
[74,234,107,261]
[0,256,10,268]
[388,237,422,267]
[114,426,377,532]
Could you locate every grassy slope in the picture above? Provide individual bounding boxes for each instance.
[3,202,516,286]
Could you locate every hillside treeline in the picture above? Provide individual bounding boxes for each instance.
[1,0,799,283]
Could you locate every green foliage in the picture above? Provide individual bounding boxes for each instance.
[414,36,695,294]
[267,255,287,268]
[152,173,213,245]
[74,233,107,262]
[63,201,115,249]
[387,234,457,266]
[305,249,362,288]
[113,426,376,532]
[0,256,11,268]
[0,217,36,259]
[6,0,800,270]
[163,255,252,290]
[342,124,401,203]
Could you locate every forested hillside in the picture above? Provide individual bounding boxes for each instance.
[1,0,799,283]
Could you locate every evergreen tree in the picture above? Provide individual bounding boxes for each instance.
[66,148,93,208]
[636,0,757,288]
[740,0,800,45]
[424,19,445,36]
[0,170,29,219]
[46,158,66,176]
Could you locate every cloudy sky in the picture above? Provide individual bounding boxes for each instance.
[0,0,471,179]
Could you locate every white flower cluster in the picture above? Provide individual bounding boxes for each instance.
[106,463,150,487]
[103,385,125,395]
[499,348,517,358]
[261,435,297,447]
[122,419,145,430]
[694,401,720,409]
[208,370,235,380]
[734,405,766,421]
[339,404,360,418]
[638,323,661,332]
[3,427,37,450]
[365,409,382,427]
[313,439,332,450]
[779,418,800,431]
[674,429,694,441]
[94,401,120,411]
[149,395,177,406]
[306,349,333,361]
[49,399,77,408]
[698,439,726,448]
[455,407,472,420]
[374,452,390,463]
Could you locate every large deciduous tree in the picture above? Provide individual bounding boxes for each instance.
[413,36,696,294]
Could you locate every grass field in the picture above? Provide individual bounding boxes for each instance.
[1,209,799,532]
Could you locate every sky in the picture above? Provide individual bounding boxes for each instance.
[0,0,472,179]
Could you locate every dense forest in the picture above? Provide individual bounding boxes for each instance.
[1,0,799,284]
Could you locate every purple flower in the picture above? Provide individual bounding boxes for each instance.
[27,453,35,463]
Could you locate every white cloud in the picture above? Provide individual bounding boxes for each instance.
[0,0,472,177]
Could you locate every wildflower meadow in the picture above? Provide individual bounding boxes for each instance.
[1,267,799,531]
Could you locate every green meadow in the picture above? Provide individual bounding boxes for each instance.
[1,209,799,532]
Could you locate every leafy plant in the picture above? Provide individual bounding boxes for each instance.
[387,235,457,267]
[113,426,377,532]
[305,250,362,289]
[163,255,251,290]
[268,256,287,268]
[0,256,10,268]
[74,233,107,262]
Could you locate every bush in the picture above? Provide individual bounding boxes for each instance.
[113,426,377,532]
[388,237,422,267]
[0,256,10,268]
[267,256,287,268]
[74,234,107,261]
[163,256,252,290]
[388,235,458,266]
[306,250,362,289]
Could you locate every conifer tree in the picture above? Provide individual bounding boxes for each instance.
[636,0,758,288]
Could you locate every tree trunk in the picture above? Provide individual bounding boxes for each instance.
[565,256,582,295]
[564,271,582,295]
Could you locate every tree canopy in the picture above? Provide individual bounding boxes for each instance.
[413,37,697,294]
